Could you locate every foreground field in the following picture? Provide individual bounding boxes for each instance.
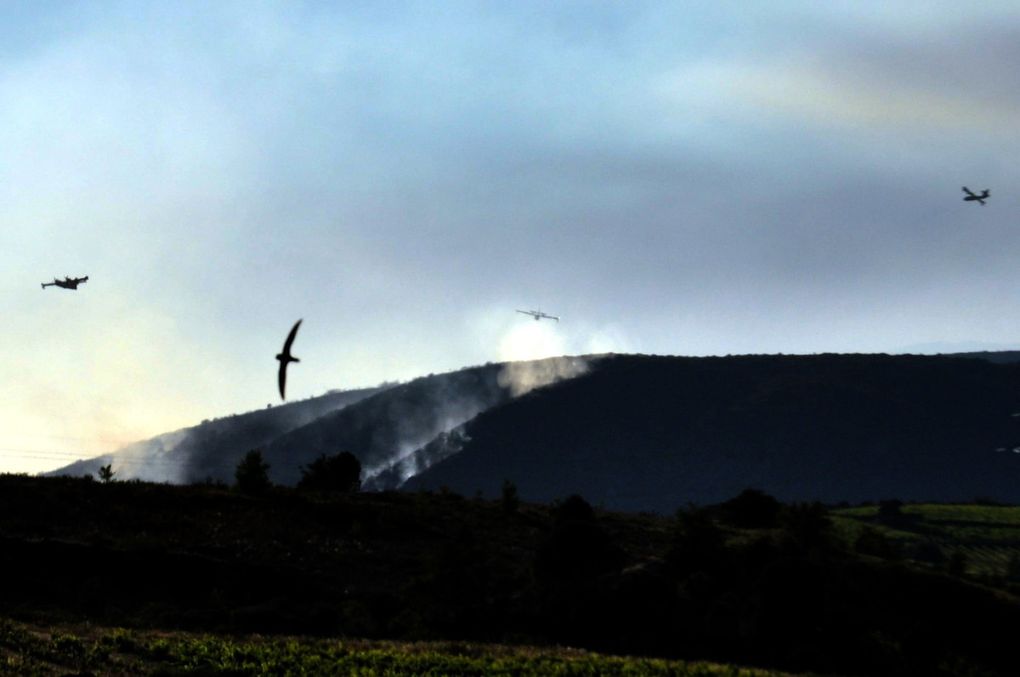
[2,476,1019,676]
[0,618,799,676]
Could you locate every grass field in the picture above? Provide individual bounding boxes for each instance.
[832,503,1020,578]
[0,618,802,676]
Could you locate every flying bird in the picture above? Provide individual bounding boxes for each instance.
[962,186,990,205]
[276,319,302,400]
[516,309,559,322]
[41,275,88,290]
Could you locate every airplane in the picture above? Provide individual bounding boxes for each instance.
[516,309,559,322]
[41,275,88,290]
[962,187,990,205]
[275,319,302,400]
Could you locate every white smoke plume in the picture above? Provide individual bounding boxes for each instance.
[497,356,589,397]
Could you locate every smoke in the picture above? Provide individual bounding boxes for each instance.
[497,319,567,362]
[497,356,589,397]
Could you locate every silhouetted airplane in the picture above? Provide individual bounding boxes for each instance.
[276,319,302,400]
[962,187,990,205]
[41,275,88,290]
[516,309,559,322]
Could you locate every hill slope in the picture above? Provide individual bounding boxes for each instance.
[261,356,590,486]
[405,353,1020,511]
[48,386,385,483]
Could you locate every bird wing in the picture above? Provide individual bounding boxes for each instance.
[278,361,288,400]
[277,319,302,400]
[281,319,302,357]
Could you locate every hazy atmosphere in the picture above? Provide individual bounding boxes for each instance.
[5,1,1020,474]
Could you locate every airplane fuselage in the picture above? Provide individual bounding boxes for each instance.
[962,187,989,205]
[41,276,88,290]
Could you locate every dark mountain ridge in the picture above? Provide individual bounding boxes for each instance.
[405,353,1020,511]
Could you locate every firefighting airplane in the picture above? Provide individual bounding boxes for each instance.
[516,309,559,322]
[41,275,89,290]
[962,187,990,205]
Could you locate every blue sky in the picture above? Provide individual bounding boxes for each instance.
[4,1,1020,473]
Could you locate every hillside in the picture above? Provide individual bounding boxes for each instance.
[1,474,1018,677]
[255,355,589,486]
[48,356,591,487]
[405,353,1020,511]
[48,386,386,483]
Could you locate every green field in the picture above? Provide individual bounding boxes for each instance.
[832,503,1020,578]
[0,618,801,676]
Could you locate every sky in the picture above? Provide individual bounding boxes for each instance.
[4,1,1020,473]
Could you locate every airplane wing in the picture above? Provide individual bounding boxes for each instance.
[962,186,976,197]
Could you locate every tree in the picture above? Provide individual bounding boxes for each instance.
[501,479,519,514]
[665,507,726,578]
[298,452,361,492]
[718,488,781,528]
[235,449,271,495]
[98,464,115,483]
[780,502,834,555]
[877,499,903,522]
[553,494,595,525]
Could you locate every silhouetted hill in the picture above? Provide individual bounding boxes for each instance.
[48,386,386,483]
[404,353,1020,511]
[46,356,591,486]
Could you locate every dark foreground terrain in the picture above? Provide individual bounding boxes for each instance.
[1,474,1019,676]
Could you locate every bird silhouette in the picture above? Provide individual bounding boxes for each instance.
[276,319,302,400]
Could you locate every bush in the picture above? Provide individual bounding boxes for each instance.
[665,507,726,578]
[877,499,903,521]
[780,502,834,553]
[553,494,595,525]
[854,526,901,560]
[501,479,519,514]
[298,452,361,492]
[717,488,781,528]
[98,464,115,483]
[235,449,271,495]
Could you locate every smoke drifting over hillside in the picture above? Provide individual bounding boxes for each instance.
[497,356,589,397]
[49,352,597,487]
[361,355,592,490]
[47,387,386,483]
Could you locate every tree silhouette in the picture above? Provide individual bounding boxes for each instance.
[298,452,361,492]
[98,464,115,483]
[235,449,271,495]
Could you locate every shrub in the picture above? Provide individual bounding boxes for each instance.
[501,479,519,514]
[665,507,726,578]
[854,526,901,560]
[298,452,361,492]
[98,464,115,483]
[877,499,903,521]
[718,488,781,528]
[780,502,834,553]
[235,449,271,495]
[553,494,595,525]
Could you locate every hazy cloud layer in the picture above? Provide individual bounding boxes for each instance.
[4,2,1020,472]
